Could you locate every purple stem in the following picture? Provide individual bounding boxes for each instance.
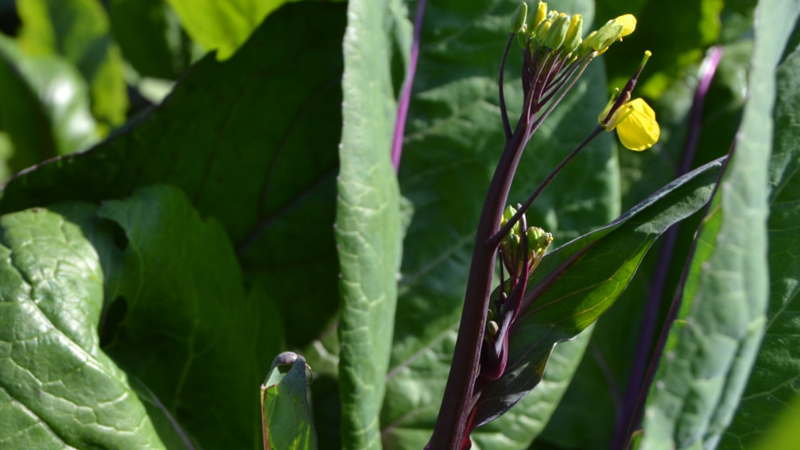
[610,46,723,450]
[391,0,428,171]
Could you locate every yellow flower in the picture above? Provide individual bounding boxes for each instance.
[609,98,660,151]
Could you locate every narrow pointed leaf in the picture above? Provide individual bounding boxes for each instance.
[474,157,724,426]
[0,205,166,449]
[639,1,800,448]
[262,352,318,450]
[336,0,407,448]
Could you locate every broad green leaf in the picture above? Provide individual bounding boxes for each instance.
[262,352,318,450]
[474,157,724,426]
[17,0,128,130]
[639,1,800,448]
[0,2,347,347]
[336,0,406,448]
[718,17,800,450]
[0,204,166,450]
[97,184,284,450]
[381,0,622,448]
[0,35,98,170]
[107,0,193,80]
[165,0,289,60]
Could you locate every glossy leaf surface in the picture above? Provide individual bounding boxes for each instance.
[0,204,165,450]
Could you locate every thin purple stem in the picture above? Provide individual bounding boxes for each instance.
[499,34,515,140]
[611,45,724,450]
[391,0,428,171]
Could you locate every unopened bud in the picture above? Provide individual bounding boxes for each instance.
[530,0,547,30]
[545,13,570,50]
[534,18,552,46]
[526,226,553,256]
[510,2,528,34]
[562,14,583,53]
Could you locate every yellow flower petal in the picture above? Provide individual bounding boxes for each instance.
[613,14,637,37]
[616,98,660,151]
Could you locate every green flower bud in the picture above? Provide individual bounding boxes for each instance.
[509,2,528,34]
[562,13,583,53]
[588,23,623,51]
[529,1,547,30]
[545,13,569,50]
[534,18,552,46]
[526,226,553,257]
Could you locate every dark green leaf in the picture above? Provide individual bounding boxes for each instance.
[0,35,98,170]
[0,2,347,347]
[336,0,407,448]
[638,1,800,448]
[474,157,723,426]
[0,204,166,449]
[98,184,284,450]
[262,352,318,450]
[718,14,800,450]
[17,0,128,129]
[107,0,193,79]
[381,0,621,448]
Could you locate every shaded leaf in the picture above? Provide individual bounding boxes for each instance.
[336,0,407,448]
[0,34,98,170]
[718,15,800,450]
[0,204,166,450]
[17,0,128,129]
[262,352,318,450]
[638,1,800,448]
[107,0,193,80]
[474,157,724,426]
[98,184,284,450]
[0,2,347,347]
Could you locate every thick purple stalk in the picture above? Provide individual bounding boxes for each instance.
[391,0,427,171]
[611,46,723,450]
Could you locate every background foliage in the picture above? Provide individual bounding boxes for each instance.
[0,0,798,449]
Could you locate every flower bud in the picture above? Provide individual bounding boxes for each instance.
[544,12,570,50]
[526,226,553,257]
[509,2,528,34]
[534,18,552,46]
[562,14,583,53]
[529,1,547,30]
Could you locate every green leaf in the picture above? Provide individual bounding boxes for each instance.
[17,0,129,129]
[165,0,290,60]
[0,204,166,449]
[336,0,406,448]
[97,184,284,450]
[262,352,318,450]
[718,15,800,450]
[0,35,98,170]
[107,0,193,79]
[381,0,622,448]
[638,1,800,448]
[474,157,724,427]
[0,2,347,348]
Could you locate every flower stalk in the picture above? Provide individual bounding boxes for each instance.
[426,3,657,448]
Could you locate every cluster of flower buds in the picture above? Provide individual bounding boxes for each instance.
[506,1,637,120]
[499,205,553,279]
